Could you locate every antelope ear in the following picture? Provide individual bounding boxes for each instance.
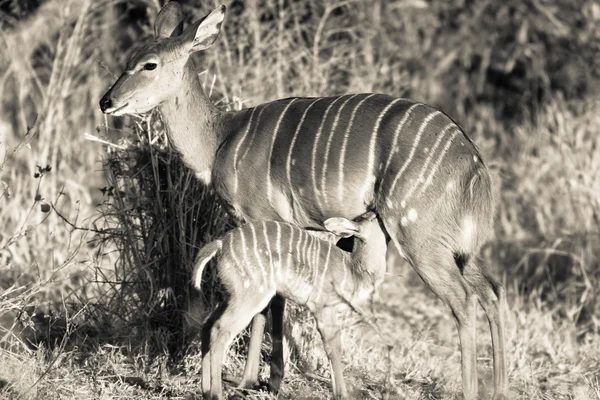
[361,211,377,221]
[154,1,184,39]
[324,218,359,238]
[182,5,225,53]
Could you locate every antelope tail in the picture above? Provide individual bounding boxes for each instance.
[193,240,223,289]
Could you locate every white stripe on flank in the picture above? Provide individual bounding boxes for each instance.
[228,233,242,268]
[313,239,322,286]
[308,234,316,282]
[338,94,378,201]
[249,223,269,286]
[402,123,455,202]
[310,235,317,277]
[306,232,314,276]
[311,96,345,211]
[388,110,441,198]
[287,98,323,204]
[268,99,298,202]
[305,232,312,276]
[419,129,460,195]
[305,234,312,279]
[339,254,348,294]
[262,221,276,287]
[469,171,479,201]
[321,94,358,208]
[233,107,257,194]
[361,98,404,203]
[240,105,268,163]
[314,242,332,302]
[238,228,257,284]
[313,236,320,283]
[295,228,304,273]
[287,226,294,273]
[380,103,420,188]
[275,221,282,277]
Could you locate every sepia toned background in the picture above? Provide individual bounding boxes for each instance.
[0,0,599,398]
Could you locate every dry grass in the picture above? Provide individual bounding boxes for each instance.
[0,0,599,399]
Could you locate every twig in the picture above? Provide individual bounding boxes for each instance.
[51,201,109,235]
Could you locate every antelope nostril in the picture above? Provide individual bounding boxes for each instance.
[99,96,112,113]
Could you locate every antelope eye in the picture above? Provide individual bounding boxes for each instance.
[143,63,157,71]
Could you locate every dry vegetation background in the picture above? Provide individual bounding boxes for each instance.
[1,0,599,399]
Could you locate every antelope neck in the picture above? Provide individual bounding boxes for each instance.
[159,60,225,183]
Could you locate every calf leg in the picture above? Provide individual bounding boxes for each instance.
[314,305,348,399]
[207,296,272,400]
[238,308,269,388]
[201,302,228,396]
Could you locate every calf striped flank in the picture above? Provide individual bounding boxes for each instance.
[193,219,385,303]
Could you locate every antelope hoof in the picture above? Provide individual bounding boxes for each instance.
[227,375,268,391]
[229,390,246,400]
[222,374,242,387]
[236,377,256,389]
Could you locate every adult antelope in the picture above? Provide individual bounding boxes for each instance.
[100,2,508,399]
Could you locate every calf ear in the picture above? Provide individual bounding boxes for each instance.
[324,218,359,238]
[155,1,184,38]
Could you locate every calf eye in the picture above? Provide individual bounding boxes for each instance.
[144,63,157,71]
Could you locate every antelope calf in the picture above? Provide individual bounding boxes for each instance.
[100,3,508,398]
[194,212,386,400]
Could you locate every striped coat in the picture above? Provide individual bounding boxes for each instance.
[214,94,492,261]
[194,218,387,309]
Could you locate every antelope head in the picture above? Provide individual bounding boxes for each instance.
[99,2,225,116]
